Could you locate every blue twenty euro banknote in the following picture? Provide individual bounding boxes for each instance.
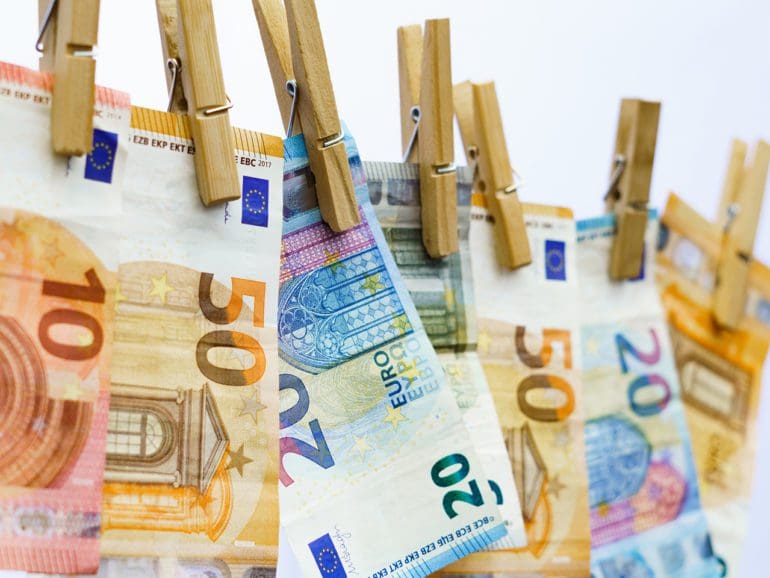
[577,212,724,578]
[277,132,507,578]
[365,161,526,551]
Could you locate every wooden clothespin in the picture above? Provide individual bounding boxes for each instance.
[713,139,770,329]
[155,0,240,206]
[253,0,359,232]
[397,19,457,258]
[605,98,661,280]
[37,0,99,156]
[452,80,531,269]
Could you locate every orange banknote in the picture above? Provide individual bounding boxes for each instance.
[0,63,129,573]
[657,193,770,576]
[97,107,283,577]
[441,200,591,577]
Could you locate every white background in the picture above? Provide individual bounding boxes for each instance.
[1,1,769,577]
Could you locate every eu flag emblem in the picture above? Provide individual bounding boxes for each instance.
[308,533,347,577]
[84,129,118,183]
[545,239,566,281]
[241,176,270,227]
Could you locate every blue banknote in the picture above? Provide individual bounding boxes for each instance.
[577,212,723,578]
[277,131,506,578]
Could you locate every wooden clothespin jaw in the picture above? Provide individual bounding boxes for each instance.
[713,139,770,329]
[37,0,99,156]
[605,98,661,280]
[155,0,240,206]
[452,80,531,269]
[397,19,458,258]
[253,0,359,232]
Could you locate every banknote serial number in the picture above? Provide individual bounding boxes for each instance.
[368,516,496,578]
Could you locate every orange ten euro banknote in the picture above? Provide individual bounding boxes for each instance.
[0,62,130,574]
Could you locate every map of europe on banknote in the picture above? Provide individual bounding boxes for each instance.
[443,199,591,577]
[657,193,770,576]
[0,63,129,574]
[95,106,284,578]
[278,132,506,578]
[366,160,526,551]
[577,212,723,578]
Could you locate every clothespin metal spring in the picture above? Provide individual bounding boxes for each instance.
[35,0,58,53]
[165,57,233,117]
[284,79,298,138]
[402,105,421,163]
[604,154,627,203]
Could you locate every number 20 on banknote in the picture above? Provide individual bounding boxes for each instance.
[279,374,334,486]
[615,329,670,416]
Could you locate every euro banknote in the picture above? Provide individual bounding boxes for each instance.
[366,160,526,550]
[0,62,129,574]
[278,133,506,578]
[96,106,284,576]
[443,198,591,577]
[657,193,770,576]
[577,212,723,578]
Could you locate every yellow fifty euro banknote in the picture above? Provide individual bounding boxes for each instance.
[98,107,284,576]
[442,198,591,577]
[657,193,770,576]
[0,62,129,574]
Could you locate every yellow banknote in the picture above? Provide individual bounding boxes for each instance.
[98,107,284,576]
[657,193,770,576]
[441,200,591,577]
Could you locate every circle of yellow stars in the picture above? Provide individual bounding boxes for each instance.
[316,547,339,574]
[245,188,267,215]
[89,141,114,170]
[546,247,565,273]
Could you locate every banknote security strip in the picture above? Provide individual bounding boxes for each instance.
[365,160,527,551]
[657,193,770,576]
[95,105,284,575]
[577,212,724,578]
[0,62,129,575]
[442,198,593,577]
[277,131,507,578]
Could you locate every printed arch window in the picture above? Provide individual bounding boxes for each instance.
[107,407,174,463]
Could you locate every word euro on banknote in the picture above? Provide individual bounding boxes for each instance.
[577,212,723,578]
[366,161,526,550]
[0,63,129,574]
[444,199,591,577]
[96,107,284,577]
[657,193,770,576]
[278,133,506,578]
